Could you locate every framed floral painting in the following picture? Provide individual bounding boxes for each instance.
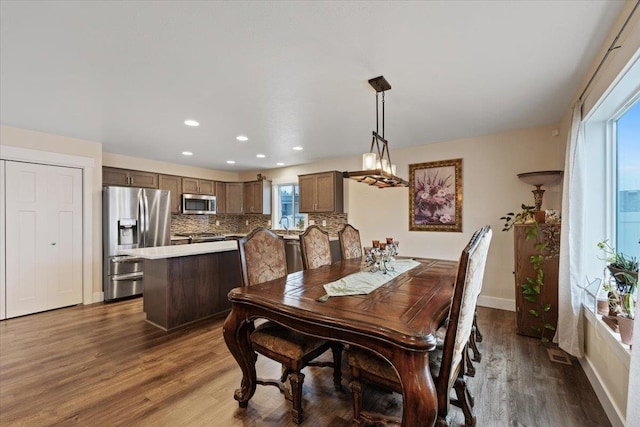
[409,158,463,232]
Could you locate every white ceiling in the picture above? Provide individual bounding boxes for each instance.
[0,1,625,171]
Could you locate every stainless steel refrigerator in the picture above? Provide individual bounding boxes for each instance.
[103,186,171,301]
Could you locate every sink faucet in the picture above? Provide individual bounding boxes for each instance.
[280,217,290,234]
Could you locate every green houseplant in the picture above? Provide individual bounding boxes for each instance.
[597,240,638,344]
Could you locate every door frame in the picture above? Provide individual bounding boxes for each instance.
[1,146,94,309]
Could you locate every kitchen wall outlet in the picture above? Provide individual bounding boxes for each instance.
[245,220,249,226]
[268,219,271,226]
[322,220,327,227]
[309,220,315,225]
[215,220,220,226]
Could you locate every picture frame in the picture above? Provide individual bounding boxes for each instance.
[409,158,463,232]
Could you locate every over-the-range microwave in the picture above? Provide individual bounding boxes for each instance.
[182,194,216,214]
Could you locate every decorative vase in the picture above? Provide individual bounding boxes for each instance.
[617,315,634,345]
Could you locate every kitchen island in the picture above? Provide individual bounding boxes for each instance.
[121,241,241,330]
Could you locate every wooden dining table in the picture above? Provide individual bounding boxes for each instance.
[223,256,458,427]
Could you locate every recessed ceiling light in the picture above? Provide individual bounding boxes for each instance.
[236,135,248,141]
[226,160,236,164]
[292,146,303,151]
[256,154,266,158]
[184,119,199,127]
[276,162,285,166]
[182,151,193,156]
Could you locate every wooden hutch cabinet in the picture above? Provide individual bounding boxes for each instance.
[298,171,344,213]
[513,224,560,341]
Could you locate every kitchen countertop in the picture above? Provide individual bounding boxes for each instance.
[121,240,238,259]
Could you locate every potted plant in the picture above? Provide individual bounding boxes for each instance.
[597,240,638,345]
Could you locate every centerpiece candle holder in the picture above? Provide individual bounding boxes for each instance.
[365,238,399,274]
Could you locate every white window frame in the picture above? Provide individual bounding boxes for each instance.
[271,178,306,231]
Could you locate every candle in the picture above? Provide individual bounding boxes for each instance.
[386,237,393,244]
[372,240,380,248]
[379,242,387,250]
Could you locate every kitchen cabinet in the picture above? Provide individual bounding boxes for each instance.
[225,182,244,214]
[215,181,227,214]
[514,224,560,341]
[159,174,182,214]
[182,178,215,195]
[103,167,158,188]
[243,180,271,214]
[298,171,343,213]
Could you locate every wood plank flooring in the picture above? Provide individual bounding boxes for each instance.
[0,300,611,426]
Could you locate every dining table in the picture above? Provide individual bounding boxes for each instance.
[222,256,458,427]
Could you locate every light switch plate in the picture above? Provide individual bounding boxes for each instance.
[309,220,315,225]
[215,220,220,226]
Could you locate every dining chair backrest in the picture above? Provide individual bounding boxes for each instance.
[238,227,288,287]
[438,225,492,395]
[338,224,362,260]
[299,225,332,269]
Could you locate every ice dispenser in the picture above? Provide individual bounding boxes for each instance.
[118,219,138,246]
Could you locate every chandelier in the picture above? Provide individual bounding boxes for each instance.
[343,76,409,188]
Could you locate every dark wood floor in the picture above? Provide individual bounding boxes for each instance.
[0,300,610,426]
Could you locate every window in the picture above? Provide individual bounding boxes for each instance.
[273,183,306,230]
[615,101,640,257]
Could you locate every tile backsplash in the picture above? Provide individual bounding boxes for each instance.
[171,213,348,236]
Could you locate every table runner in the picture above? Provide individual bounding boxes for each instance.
[322,259,420,298]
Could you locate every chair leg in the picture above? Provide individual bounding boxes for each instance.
[473,311,483,342]
[469,332,481,362]
[464,344,476,377]
[453,377,476,427]
[349,370,363,426]
[331,343,343,390]
[288,371,305,424]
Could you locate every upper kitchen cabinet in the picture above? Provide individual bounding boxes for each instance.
[158,174,182,214]
[182,178,215,195]
[225,182,244,214]
[243,180,271,214]
[298,171,344,213]
[215,181,227,214]
[102,167,159,189]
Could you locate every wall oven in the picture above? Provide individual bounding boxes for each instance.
[182,194,216,214]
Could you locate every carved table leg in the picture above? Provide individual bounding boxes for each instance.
[222,306,256,407]
[393,351,438,427]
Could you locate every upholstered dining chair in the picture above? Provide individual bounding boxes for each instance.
[338,223,362,260]
[237,227,343,424]
[348,225,492,426]
[299,225,333,270]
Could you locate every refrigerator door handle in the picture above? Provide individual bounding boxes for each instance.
[138,193,146,247]
[143,192,150,246]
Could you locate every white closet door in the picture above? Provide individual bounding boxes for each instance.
[5,161,83,318]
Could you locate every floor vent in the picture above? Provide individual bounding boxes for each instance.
[547,348,572,365]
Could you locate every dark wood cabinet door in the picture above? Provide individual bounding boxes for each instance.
[102,167,130,187]
[182,178,199,194]
[215,181,226,214]
[129,171,158,188]
[225,182,244,214]
[315,172,336,212]
[159,175,182,213]
[298,174,317,213]
[199,180,215,195]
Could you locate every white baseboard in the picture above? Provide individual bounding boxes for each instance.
[477,295,515,312]
[91,291,104,304]
[579,356,626,427]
